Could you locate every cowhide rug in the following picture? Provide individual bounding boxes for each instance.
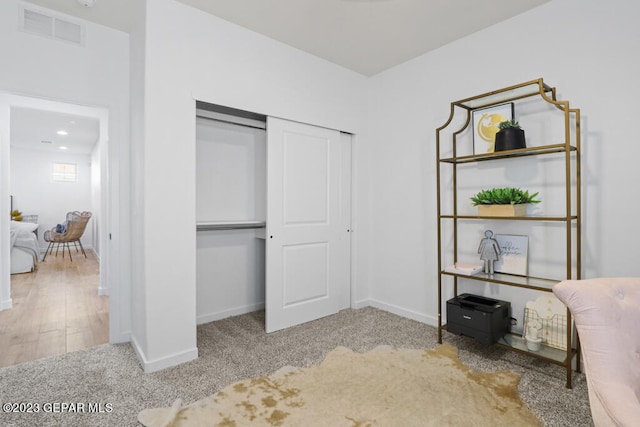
[138,343,540,426]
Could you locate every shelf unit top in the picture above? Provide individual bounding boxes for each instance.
[453,78,553,110]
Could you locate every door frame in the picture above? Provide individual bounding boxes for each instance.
[0,93,116,336]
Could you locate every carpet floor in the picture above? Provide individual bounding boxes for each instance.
[0,307,592,426]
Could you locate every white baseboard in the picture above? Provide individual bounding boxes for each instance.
[0,297,13,311]
[360,298,437,327]
[352,298,371,309]
[129,335,146,370]
[110,330,131,345]
[197,302,265,325]
[130,335,198,373]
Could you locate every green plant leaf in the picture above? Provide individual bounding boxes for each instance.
[470,187,540,206]
[498,120,521,130]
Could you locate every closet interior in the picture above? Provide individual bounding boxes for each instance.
[195,101,267,324]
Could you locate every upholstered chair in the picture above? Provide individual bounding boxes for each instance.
[553,278,640,427]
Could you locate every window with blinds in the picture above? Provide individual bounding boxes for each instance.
[52,162,77,182]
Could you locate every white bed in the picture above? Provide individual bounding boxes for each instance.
[10,220,40,274]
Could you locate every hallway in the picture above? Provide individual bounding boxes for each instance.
[0,251,107,367]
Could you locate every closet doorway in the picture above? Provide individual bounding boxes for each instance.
[195,103,352,333]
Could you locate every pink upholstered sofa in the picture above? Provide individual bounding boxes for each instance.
[553,278,640,427]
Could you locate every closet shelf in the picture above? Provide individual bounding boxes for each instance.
[196,220,266,231]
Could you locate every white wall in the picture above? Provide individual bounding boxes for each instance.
[0,0,131,342]
[361,0,640,326]
[131,0,367,372]
[10,147,94,250]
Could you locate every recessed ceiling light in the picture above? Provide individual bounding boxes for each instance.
[59,146,68,150]
[57,130,68,135]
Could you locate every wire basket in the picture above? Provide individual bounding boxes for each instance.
[522,307,567,350]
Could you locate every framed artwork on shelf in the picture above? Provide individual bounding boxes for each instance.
[494,234,528,275]
[472,103,514,154]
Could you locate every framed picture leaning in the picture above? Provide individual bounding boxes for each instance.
[472,103,513,154]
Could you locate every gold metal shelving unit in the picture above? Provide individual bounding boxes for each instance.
[435,78,581,388]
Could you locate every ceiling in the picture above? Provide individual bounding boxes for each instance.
[15,0,549,152]
[11,107,100,155]
[24,0,550,76]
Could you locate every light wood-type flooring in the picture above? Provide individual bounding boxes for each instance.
[0,250,108,368]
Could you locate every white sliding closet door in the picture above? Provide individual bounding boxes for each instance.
[266,117,351,333]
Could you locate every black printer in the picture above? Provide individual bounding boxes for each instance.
[446,293,511,344]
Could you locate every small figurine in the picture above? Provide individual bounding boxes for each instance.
[478,229,501,274]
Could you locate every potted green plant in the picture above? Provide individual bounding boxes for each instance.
[495,120,526,151]
[471,187,540,217]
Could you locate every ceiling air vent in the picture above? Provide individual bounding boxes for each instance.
[21,7,84,46]
[23,9,53,37]
[54,18,83,44]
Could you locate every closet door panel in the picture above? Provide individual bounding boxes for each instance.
[283,135,329,224]
[266,117,350,333]
[282,242,328,306]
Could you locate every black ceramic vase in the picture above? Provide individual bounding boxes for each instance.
[494,128,526,152]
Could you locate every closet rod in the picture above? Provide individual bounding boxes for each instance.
[196,221,266,231]
[195,114,266,131]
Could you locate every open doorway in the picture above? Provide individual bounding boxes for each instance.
[0,95,110,367]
